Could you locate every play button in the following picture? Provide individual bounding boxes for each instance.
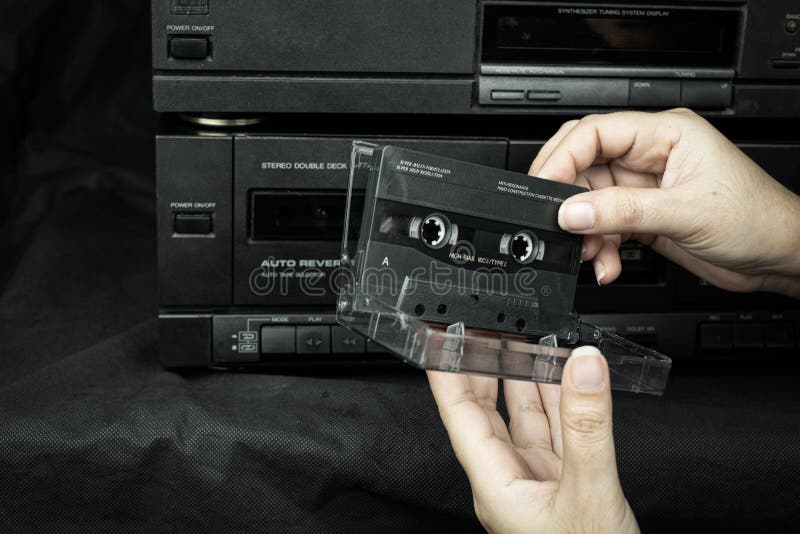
[296,326,330,354]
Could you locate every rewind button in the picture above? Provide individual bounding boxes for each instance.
[331,326,367,354]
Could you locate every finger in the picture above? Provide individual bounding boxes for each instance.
[537,383,563,458]
[529,120,579,177]
[579,164,614,191]
[469,374,512,442]
[569,166,606,266]
[537,110,683,183]
[557,346,621,500]
[581,235,603,262]
[504,380,549,446]
[504,379,560,480]
[592,236,622,285]
[469,374,498,408]
[608,160,660,189]
[427,371,534,488]
[558,186,684,237]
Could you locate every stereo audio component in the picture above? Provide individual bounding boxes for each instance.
[152,0,800,117]
[157,125,800,367]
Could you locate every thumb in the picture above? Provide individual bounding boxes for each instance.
[558,346,622,500]
[559,186,682,237]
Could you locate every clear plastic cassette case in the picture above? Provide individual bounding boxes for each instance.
[338,141,671,395]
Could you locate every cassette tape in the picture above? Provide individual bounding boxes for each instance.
[338,142,671,395]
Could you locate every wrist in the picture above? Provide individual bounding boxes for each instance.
[773,187,800,278]
[762,273,800,299]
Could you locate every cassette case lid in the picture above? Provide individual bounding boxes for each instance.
[339,141,671,395]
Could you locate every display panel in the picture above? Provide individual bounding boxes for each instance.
[482,4,741,67]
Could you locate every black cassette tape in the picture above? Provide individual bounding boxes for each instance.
[338,142,671,395]
[352,144,586,338]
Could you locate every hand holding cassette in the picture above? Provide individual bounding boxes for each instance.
[337,142,671,395]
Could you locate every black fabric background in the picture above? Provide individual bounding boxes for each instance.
[1,1,800,532]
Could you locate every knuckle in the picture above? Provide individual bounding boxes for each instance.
[562,406,611,439]
[667,107,707,129]
[613,189,645,228]
[668,106,694,116]
[520,398,545,414]
[579,113,602,126]
[561,119,580,131]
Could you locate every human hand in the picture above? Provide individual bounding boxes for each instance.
[529,109,800,297]
[427,347,639,534]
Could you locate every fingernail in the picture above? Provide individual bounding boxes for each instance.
[570,347,605,392]
[594,261,606,285]
[559,202,595,231]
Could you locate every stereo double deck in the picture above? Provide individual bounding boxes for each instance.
[152,0,800,117]
[157,125,800,367]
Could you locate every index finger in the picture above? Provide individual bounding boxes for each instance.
[536,109,686,184]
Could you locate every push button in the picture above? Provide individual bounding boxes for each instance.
[527,90,561,101]
[260,326,296,354]
[169,36,210,59]
[174,212,213,234]
[681,81,732,108]
[491,90,525,101]
[629,80,680,107]
[297,326,331,354]
[331,326,366,353]
[771,59,800,69]
[171,0,209,15]
[699,323,731,350]
[732,323,764,349]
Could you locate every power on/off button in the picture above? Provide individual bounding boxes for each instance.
[169,36,210,59]
[175,212,213,234]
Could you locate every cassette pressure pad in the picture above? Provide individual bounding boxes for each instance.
[337,142,671,395]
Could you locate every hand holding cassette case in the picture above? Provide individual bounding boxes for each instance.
[338,142,671,395]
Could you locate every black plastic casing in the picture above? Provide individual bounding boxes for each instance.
[152,0,800,116]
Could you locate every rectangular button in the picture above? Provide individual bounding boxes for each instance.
[771,59,800,69]
[629,80,680,107]
[732,323,764,349]
[297,326,331,354]
[527,90,560,101]
[764,322,796,348]
[331,326,366,353]
[174,212,213,234]
[171,0,209,15]
[699,323,731,350]
[260,326,296,354]
[491,90,525,101]
[681,81,732,108]
[169,36,210,59]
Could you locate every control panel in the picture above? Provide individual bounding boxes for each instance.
[212,314,384,365]
[480,77,733,109]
